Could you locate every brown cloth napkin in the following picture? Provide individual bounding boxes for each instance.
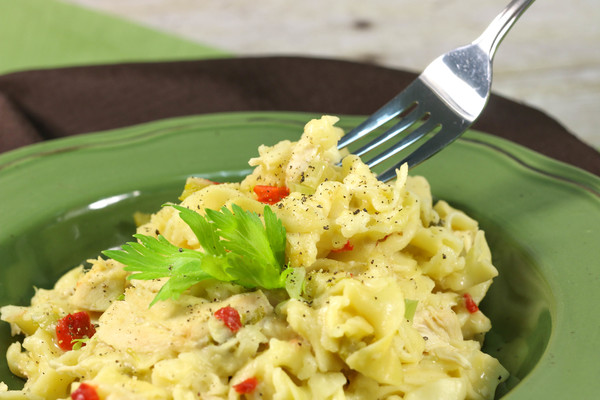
[0,56,598,175]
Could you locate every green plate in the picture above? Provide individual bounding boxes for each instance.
[1,112,599,398]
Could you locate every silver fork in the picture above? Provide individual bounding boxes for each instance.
[338,0,535,182]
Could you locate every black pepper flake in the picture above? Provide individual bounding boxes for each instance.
[323,225,330,230]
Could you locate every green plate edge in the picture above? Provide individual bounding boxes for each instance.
[0,111,599,398]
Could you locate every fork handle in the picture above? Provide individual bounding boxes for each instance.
[475,0,535,58]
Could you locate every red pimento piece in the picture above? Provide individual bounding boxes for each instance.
[331,240,354,253]
[463,293,479,313]
[71,383,99,400]
[214,306,242,333]
[375,234,391,247]
[253,185,290,205]
[233,377,258,394]
[56,311,96,351]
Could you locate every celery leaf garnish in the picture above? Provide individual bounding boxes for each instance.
[103,204,302,306]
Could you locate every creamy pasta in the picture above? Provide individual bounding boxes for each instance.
[0,116,508,400]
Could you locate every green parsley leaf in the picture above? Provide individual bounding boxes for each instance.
[103,204,303,306]
[404,299,419,322]
[71,336,90,350]
[103,233,214,306]
[282,267,306,300]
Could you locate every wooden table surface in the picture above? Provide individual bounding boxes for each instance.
[64,0,600,150]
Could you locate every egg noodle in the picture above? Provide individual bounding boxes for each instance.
[1,116,508,399]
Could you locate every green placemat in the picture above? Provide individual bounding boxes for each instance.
[0,0,229,75]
